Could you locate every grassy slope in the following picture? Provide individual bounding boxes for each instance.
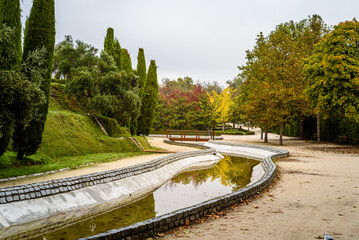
[0,84,151,178]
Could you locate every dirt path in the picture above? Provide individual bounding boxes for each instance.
[0,137,198,188]
[161,130,359,240]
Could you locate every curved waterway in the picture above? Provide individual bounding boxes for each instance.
[31,155,259,240]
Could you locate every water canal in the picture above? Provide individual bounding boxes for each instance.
[31,155,259,239]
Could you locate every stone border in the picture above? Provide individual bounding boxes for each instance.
[81,141,288,240]
[149,134,224,140]
[0,149,217,205]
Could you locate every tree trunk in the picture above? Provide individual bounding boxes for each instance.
[279,123,283,145]
[17,151,24,160]
[316,112,320,142]
[264,127,268,143]
[222,118,225,134]
[260,128,263,139]
[300,118,303,140]
[233,121,235,130]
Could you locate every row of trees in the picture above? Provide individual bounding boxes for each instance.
[238,15,359,144]
[1,3,159,159]
[153,77,238,132]
[0,0,55,159]
[53,28,158,136]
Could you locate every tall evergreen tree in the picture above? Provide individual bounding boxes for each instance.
[0,0,21,65]
[120,48,132,73]
[0,1,21,156]
[137,60,158,135]
[104,27,114,56]
[13,0,55,159]
[113,38,121,70]
[0,26,17,156]
[136,48,146,94]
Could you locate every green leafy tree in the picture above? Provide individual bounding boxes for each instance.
[120,48,132,73]
[103,27,121,70]
[239,15,327,144]
[0,25,46,157]
[14,0,55,159]
[304,19,359,123]
[138,60,158,135]
[104,27,114,56]
[93,69,141,135]
[66,69,95,110]
[112,38,121,70]
[53,35,98,80]
[137,48,147,93]
[0,25,18,155]
[97,51,118,75]
[203,81,222,94]
[0,0,21,64]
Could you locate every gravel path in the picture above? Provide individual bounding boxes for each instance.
[0,137,198,188]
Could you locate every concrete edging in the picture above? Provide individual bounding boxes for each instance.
[81,140,288,240]
[148,134,224,140]
[0,149,217,205]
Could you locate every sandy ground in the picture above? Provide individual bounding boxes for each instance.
[0,138,198,188]
[160,130,359,240]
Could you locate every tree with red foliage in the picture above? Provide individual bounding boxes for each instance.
[153,78,213,130]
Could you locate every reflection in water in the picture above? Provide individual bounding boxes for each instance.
[33,194,156,240]
[34,155,258,240]
[154,155,258,215]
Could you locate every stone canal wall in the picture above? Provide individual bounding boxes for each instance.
[0,148,222,239]
[0,149,215,205]
[81,141,288,240]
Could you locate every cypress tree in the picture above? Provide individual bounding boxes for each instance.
[136,48,146,94]
[104,27,114,56]
[137,60,158,135]
[113,38,121,70]
[0,26,17,156]
[0,0,21,156]
[120,48,132,73]
[0,0,21,65]
[13,0,55,159]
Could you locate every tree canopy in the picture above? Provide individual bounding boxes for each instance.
[304,19,359,123]
[238,15,328,144]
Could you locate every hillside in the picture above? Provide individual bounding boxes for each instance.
[0,83,151,178]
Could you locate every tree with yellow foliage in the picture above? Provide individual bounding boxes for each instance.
[209,87,236,133]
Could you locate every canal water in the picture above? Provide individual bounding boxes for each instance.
[32,155,259,240]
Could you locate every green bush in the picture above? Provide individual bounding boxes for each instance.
[95,115,131,138]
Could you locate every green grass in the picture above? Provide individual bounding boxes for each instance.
[0,152,149,179]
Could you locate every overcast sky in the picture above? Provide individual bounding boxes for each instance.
[21,0,358,86]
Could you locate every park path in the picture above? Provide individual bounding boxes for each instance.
[161,129,359,240]
[0,138,198,188]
